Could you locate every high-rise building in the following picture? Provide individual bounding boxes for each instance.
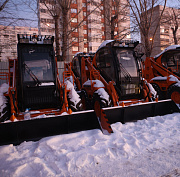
[141,5,180,57]
[38,0,130,61]
[0,25,38,61]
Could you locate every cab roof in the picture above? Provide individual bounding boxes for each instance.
[97,40,139,52]
[154,45,180,59]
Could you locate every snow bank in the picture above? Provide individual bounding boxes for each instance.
[0,83,9,114]
[0,112,179,176]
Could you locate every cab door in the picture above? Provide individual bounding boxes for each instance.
[95,47,117,83]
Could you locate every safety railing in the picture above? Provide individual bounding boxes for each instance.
[0,72,9,85]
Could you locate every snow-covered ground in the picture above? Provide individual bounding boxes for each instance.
[0,112,180,177]
[0,83,180,177]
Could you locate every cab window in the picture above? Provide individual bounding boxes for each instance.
[161,51,180,72]
[72,57,81,77]
[96,47,116,82]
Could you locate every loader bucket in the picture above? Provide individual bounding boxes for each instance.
[0,110,99,146]
[104,99,179,124]
[0,100,179,146]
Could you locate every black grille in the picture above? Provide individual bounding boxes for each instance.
[23,86,59,109]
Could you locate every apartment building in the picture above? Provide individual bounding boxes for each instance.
[38,0,130,61]
[141,5,180,57]
[0,25,38,61]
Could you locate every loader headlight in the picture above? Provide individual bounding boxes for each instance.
[32,37,37,43]
[113,40,137,48]
[17,34,54,44]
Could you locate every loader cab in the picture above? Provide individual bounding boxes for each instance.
[157,46,180,76]
[17,34,60,111]
[72,52,95,78]
[94,40,142,100]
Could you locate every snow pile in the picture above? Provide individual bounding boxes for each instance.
[154,45,180,58]
[83,80,104,88]
[147,83,157,98]
[150,76,167,81]
[0,83,9,114]
[65,80,81,107]
[0,113,179,176]
[40,82,54,86]
[169,75,179,82]
[151,75,180,88]
[95,88,110,104]
[97,40,114,51]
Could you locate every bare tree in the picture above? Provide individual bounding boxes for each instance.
[40,0,104,61]
[127,0,167,57]
[161,7,180,45]
[0,0,9,12]
[100,0,130,40]
[41,0,62,61]
[58,0,72,61]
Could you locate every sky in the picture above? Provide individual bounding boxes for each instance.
[0,0,38,28]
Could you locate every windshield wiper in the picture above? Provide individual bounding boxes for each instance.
[119,63,132,82]
[24,63,41,86]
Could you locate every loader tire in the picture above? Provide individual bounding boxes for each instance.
[0,102,10,122]
[79,90,91,110]
[167,84,180,104]
[151,83,163,100]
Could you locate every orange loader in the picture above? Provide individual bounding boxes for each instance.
[65,40,180,134]
[143,45,180,104]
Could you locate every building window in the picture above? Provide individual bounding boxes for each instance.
[40,9,46,13]
[72,37,78,42]
[114,31,118,35]
[72,28,78,32]
[84,38,87,44]
[83,21,87,25]
[83,12,86,16]
[46,19,54,23]
[72,0,77,4]
[126,34,131,39]
[71,18,78,23]
[41,18,46,23]
[71,8,77,13]
[41,28,47,32]
[83,30,87,34]
[164,27,169,34]
[160,28,164,33]
[73,46,78,51]
[84,48,87,52]
[82,3,86,7]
